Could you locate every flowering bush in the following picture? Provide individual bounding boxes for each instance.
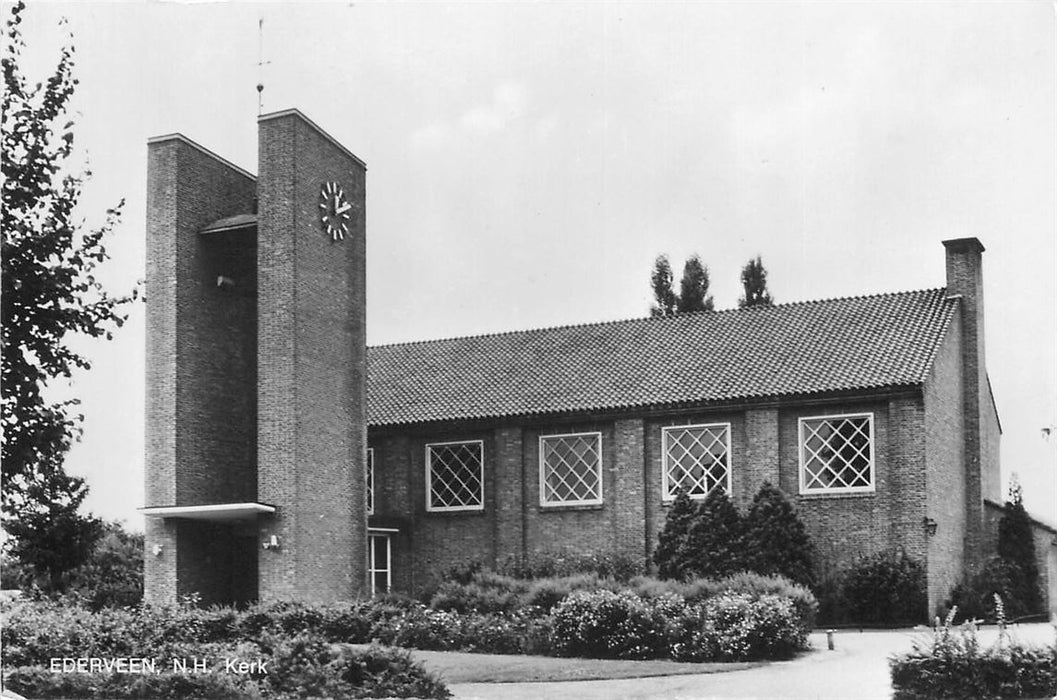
[889,604,1057,700]
[551,589,677,659]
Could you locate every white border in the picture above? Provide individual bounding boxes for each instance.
[660,422,733,501]
[798,412,876,495]
[366,447,375,516]
[368,532,391,596]
[539,431,604,507]
[424,440,485,512]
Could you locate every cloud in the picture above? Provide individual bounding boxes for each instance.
[410,123,452,151]
[411,80,531,151]
[459,81,529,133]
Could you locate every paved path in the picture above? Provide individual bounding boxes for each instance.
[447,624,1056,700]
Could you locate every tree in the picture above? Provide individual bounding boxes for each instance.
[738,255,774,308]
[2,1,135,513]
[654,489,698,580]
[3,469,102,593]
[677,255,714,313]
[742,482,815,587]
[66,520,144,609]
[685,487,745,579]
[2,1,136,589]
[997,476,1041,615]
[649,255,678,317]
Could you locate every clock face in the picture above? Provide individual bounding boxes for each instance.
[319,181,352,241]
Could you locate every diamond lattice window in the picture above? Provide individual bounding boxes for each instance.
[366,448,375,515]
[799,414,875,494]
[662,424,731,500]
[540,433,603,506]
[426,441,484,511]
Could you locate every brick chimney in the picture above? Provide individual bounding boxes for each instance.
[943,237,1000,571]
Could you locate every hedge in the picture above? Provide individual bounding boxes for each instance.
[5,635,450,700]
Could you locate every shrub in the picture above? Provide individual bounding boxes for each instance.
[551,589,676,659]
[947,557,1031,623]
[5,625,450,700]
[370,606,463,650]
[65,521,144,610]
[629,572,817,632]
[686,488,746,579]
[998,479,1042,616]
[429,569,620,615]
[742,482,815,587]
[523,572,618,611]
[699,592,807,661]
[889,606,1057,700]
[843,551,927,626]
[654,489,699,580]
[5,665,257,699]
[813,559,848,626]
[712,571,818,631]
[429,571,529,614]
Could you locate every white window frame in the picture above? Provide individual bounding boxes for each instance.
[539,431,604,507]
[366,447,375,516]
[425,440,485,513]
[798,412,876,495]
[368,532,392,596]
[661,422,733,501]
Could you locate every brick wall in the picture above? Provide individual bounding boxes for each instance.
[643,411,746,558]
[924,311,967,611]
[522,422,621,566]
[144,135,257,605]
[372,395,940,602]
[777,401,896,570]
[256,110,368,602]
[407,430,497,583]
[980,383,1002,504]
[492,427,526,570]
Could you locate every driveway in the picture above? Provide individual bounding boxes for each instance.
[446,623,1056,700]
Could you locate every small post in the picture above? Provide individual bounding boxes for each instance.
[826,629,835,651]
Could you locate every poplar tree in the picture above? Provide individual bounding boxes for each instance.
[649,254,678,317]
[677,255,714,313]
[738,255,774,308]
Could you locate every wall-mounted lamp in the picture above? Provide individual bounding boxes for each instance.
[922,517,939,537]
[262,534,281,551]
[152,544,164,557]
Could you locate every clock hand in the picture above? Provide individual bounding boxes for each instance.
[336,202,352,214]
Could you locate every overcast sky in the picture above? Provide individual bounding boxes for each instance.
[10,1,1056,526]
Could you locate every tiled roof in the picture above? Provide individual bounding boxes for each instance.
[367,288,959,426]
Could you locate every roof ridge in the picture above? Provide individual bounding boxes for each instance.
[367,287,948,350]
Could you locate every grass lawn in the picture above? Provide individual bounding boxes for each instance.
[350,646,763,684]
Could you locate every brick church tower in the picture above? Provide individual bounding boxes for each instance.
[142,110,368,605]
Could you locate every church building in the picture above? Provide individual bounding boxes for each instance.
[142,110,1057,618]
